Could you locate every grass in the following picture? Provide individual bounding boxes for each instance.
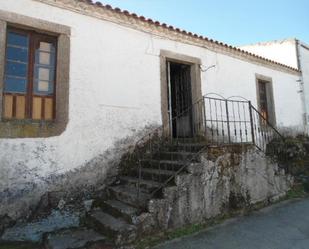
[135,214,231,249]
[0,242,41,249]
[135,225,206,249]
[286,182,308,199]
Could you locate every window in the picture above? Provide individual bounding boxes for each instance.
[256,77,276,126]
[3,28,57,120]
[0,12,70,138]
[258,80,268,121]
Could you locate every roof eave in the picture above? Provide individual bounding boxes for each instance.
[33,0,300,75]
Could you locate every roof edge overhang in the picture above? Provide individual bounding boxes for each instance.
[32,0,301,76]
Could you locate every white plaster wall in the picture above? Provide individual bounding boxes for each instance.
[299,43,309,124]
[0,0,303,218]
[241,39,309,133]
[240,39,299,69]
[201,52,302,129]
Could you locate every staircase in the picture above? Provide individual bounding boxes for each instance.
[43,139,207,248]
[43,95,285,248]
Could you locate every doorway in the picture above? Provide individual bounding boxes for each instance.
[167,61,193,138]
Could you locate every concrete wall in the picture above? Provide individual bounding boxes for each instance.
[0,0,303,219]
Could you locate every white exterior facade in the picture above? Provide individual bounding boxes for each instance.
[241,39,309,132]
[0,0,304,219]
[299,42,309,130]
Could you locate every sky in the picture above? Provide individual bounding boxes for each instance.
[98,0,309,46]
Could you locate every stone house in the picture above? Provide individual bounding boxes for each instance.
[0,0,304,247]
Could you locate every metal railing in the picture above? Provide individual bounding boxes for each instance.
[128,95,284,203]
[204,96,284,150]
[133,98,207,202]
[204,96,252,144]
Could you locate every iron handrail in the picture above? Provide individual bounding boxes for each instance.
[135,98,206,201]
[249,104,284,140]
[132,95,285,203]
[150,146,208,198]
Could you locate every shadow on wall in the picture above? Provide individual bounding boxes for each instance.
[278,126,306,137]
[0,124,159,225]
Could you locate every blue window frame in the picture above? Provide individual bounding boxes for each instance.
[4,31,29,94]
[33,42,56,96]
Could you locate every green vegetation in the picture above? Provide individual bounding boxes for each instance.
[135,224,207,249]
[0,242,41,249]
[135,214,230,249]
[286,183,308,199]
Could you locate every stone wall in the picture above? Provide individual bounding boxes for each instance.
[148,146,293,229]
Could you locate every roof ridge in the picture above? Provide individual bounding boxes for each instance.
[35,0,300,73]
[240,38,297,47]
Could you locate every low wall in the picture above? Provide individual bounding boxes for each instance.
[148,146,293,229]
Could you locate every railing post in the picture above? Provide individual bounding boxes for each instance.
[248,101,255,145]
[202,97,207,137]
[225,99,231,143]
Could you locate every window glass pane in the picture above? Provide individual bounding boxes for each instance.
[39,52,51,65]
[34,80,53,95]
[40,42,52,52]
[7,46,28,62]
[34,41,56,96]
[4,76,27,93]
[5,61,28,77]
[38,80,49,92]
[36,49,55,66]
[38,67,50,81]
[7,32,29,47]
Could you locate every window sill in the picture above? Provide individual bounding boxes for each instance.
[0,118,66,138]
[1,118,55,124]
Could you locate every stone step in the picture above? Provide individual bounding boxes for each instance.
[141,159,188,172]
[43,227,108,249]
[141,168,176,176]
[139,168,177,183]
[172,137,207,143]
[108,185,151,208]
[87,209,137,245]
[120,176,161,190]
[100,199,140,224]
[153,151,197,161]
[167,143,207,153]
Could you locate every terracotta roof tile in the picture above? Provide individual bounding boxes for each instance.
[75,0,299,72]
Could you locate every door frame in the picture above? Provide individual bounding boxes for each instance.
[255,74,276,127]
[160,50,202,136]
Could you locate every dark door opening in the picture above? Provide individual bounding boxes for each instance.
[258,80,269,121]
[167,61,193,138]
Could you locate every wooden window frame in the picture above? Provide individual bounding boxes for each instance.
[3,27,58,121]
[0,11,70,138]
